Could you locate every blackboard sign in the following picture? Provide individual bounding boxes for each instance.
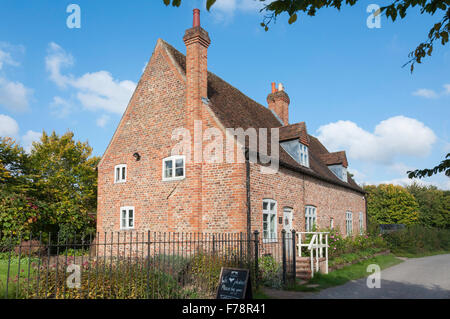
[216,268,252,299]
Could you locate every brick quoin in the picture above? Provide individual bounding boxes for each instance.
[96,9,366,242]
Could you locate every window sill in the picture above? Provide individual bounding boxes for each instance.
[114,180,127,184]
[262,239,278,244]
[162,176,186,182]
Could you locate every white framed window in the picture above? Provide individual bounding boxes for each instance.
[329,165,348,182]
[120,206,134,230]
[114,164,127,183]
[299,143,309,167]
[280,141,310,168]
[359,212,364,235]
[305,206,317,232]
[262,199,277,242]
[330,217,334,229]
[162,155,185,181]
[346,211,353,236]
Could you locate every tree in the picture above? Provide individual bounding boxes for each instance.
[28,131,100,235]
[0,137,32,194]
[364,184,420,225]
[407,153,450,178]
[163,0,450,71]
[406,182,450,228]
[0,131,99,238]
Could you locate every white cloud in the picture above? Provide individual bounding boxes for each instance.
[0,114,19,137]
[371,177,450,191]
[22,130,42,153]
[316,116,437,164]
[209,0,268,21]
[412,88,438,99]
[0,49,19,70]
[50,96,73,118]
[0,77,33,112]
[443,84,450,95]
[46,43,136,114]
[96,114,110,128]
[412,84,450,99]
[0,44,33,112]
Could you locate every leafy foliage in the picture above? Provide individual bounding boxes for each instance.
[364,184,420,225]
[0,131,99,238]
[383,225,450,255]
[406,183,450,229]
[407,153,450,178]
[163,0,450,71]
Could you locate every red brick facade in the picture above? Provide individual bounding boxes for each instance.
[96,12,366,238]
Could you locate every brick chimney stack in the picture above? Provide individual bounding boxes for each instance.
[267,82,290,126]
[182,9,211,232]
[183,9,211,120]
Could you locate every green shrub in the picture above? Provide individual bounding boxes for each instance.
[384,225,450,255]
[258,254,282,288]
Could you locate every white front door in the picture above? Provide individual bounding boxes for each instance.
[283,207,293,235]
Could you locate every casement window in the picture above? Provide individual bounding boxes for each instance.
[280,141,310,168]
[328,165,348,182]
[299,143,309,167]
[359,212,364,235]
[120,206,134,230]
[262,199,277,242]
[114,164,127,183]
[305,206,317,232]
[346,211,353,236]
[162,155,185,181]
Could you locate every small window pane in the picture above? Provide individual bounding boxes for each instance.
[122,167,126,180]
[175,167,184,177]
[270,202,275,211]
[116,168,120,181]
[165,160,173,178]
[263,202,268,210]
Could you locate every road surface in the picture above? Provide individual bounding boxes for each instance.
[265,254,450,299]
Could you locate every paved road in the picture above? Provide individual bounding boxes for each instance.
[265,254,450,299]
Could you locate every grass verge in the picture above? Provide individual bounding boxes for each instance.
[287,254,403,293]
[391,250,450,258]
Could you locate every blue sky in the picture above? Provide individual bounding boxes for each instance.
[0,0,449,189]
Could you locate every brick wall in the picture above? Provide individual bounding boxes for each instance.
[249,162,366,238]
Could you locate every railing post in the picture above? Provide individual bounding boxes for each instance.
[298,232,302,257]
[292,229,296,283]
[325,233,329,274]
[253,230,259,287]
[319,233,323,258]
[281,229,286,285]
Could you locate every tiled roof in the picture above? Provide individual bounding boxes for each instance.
[318,151,349,168]
[162,40,364,194]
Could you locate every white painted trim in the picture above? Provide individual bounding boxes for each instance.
[114,164,127,184]
[162,155,186,182]
[120,206,135,230]
[262,198,277,243]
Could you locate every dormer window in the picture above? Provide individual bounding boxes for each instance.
[328,164,347,182]
[114,164,127,183]
[280,140,309,168]
[163,155,185,181]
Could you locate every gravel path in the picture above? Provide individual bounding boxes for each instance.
[263,254,450,299]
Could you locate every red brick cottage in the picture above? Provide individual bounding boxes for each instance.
[96,10,366,243]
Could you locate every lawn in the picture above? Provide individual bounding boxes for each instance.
[0,257,36,299]
[287,254,403,293]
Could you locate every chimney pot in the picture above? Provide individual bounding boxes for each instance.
[193,8,200,27]
[271,82,277,93]
[278,83,284,91]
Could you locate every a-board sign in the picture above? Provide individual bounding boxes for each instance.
[216,267,252,299]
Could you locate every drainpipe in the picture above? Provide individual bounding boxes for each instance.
[245,149,251,241]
